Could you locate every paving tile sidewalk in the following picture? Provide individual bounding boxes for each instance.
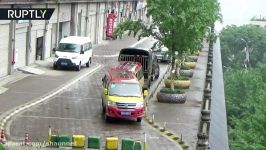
[147,43,209,149]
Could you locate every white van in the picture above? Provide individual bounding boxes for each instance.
[53,36,93,71]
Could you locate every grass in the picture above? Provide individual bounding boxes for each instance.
[180,65,191,70]
[160,87,184,94]
[167,75,189,80]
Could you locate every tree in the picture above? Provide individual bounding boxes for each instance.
[224,69,265,127]
[224,67,266,149]
[114,0,220,70]
[220,25,266,71]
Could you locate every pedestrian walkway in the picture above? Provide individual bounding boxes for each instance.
[146,43,209,149]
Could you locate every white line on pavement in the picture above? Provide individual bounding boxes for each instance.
[18,115,95,121]
[0,64,103,130]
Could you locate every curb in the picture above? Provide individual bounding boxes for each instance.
[143,64,191,150]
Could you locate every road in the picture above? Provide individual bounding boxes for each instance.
[3,36,179,150]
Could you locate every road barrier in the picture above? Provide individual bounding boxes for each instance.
[87,136,100,149]
[72,135,85,148]
[106,136,119,150]
[196,30,214,150]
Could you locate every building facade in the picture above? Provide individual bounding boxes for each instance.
[0,0,148,78]
[250,16,266,28]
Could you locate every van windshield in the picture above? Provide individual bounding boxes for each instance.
[109,83,141,97]
[57,43,81,53]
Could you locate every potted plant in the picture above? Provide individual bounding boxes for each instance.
[157,87,186,103]
[180,64,194,78]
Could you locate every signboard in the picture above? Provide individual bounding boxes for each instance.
[106,12,116,39]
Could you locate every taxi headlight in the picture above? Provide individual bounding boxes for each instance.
[107,101,116,106]
[136,102,144,107]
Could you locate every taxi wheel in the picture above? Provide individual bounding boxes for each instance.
[137,118,142,122]
[102,99,106,113]
[105,115,111,122]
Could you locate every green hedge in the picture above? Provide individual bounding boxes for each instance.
[160,87,184,94]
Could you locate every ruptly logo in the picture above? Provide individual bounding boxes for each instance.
[0,8,55,20]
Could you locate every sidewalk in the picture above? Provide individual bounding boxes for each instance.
[146,43,209,149]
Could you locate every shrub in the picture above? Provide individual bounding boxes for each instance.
[160,87,184,94]
[167,75,189,80]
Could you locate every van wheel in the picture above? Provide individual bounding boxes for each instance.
[86,60,90,67]
[76,62,81,71]
[137,118,142,122]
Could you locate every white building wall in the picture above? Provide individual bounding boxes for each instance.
[48,4,59,24]
[0,23,10,78]
[14,27,27,69]
[45,24,52,58]
[89,3,97,44]
[59,4,71,22]
[30,29,37,64]
[250,20,266,28]
[61,21,70,37]
[99,3,106,42]
[78,3,87,37]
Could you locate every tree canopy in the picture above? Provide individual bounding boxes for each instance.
[115,0,220,68]
[224,67,266,149]
[220,25,266,71]
[221,25,266,149]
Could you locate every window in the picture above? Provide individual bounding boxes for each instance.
[109,83,141,97]
[57,43,81,53]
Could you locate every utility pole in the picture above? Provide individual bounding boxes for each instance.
[240,38,250,70]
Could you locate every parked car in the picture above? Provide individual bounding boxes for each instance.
[152,43,170,63]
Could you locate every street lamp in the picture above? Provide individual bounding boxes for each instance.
[240,38,250,70]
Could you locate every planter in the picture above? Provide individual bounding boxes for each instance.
[184,62,196,69]
[164,79,191,89]
[187,55,198,62]
[180,69,193,77]
[157,91,186,103]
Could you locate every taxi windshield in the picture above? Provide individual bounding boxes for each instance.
[109,83,141,97]
[57,43,81,53]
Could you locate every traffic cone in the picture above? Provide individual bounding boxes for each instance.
[24,133,30,146]
[0,129,6,144]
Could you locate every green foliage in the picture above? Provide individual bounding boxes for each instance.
[167,75,189,80]
[180,65,190,70]
[220,25,266,71]
[114,0,220,69]
[160,87,184,94]
[225,67,266,149]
